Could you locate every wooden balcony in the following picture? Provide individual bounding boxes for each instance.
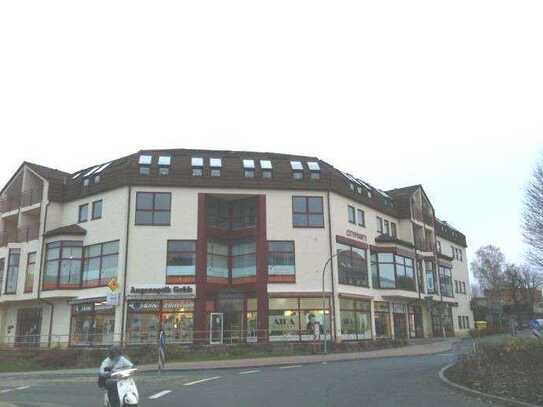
[0,189,42,214]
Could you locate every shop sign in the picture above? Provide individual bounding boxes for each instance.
[72,303,93,314]
[162,300,194,312]
[127,301,161,313]
[346,230,367,242]
[129,285,195,297]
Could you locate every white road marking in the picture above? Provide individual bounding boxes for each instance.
[184,376,221,386]
[149,390,172,399]
[239,370,260,375]
[0,385,30,393]
[279,365,302,369]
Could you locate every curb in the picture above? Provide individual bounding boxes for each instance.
[0,340,456,377]
[154,348,454,373]
[438,363,542,407]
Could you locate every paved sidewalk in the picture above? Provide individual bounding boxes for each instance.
[0,338,459,378]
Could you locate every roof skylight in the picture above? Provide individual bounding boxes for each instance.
[210,158,222,168]
[158,156,171,166]
[290,161,303,171]
[138,155,152,165]
[243,159,255,169]
[260,160,272,169]
[307,161,320,171]
[191,157,204,167]
[83,166,100,177]
[94,162,111,174]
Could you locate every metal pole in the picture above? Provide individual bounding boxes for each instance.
[320,251,348,354]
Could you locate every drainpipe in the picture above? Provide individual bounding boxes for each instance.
[120,186,132,346]
[325,189,336,344]
[37,201,55,348]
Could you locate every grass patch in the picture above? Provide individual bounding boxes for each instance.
[0,338,407,373]
[445,338,543,405]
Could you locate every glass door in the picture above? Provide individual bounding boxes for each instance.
[210,312,224,344]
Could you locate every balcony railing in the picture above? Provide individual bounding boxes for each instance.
[0,224,40,247]
[17,224,41,242]
[412,207,423,222]
[0,189,42,214]
[423,212,433,225]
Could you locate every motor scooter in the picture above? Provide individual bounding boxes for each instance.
[103,367,139,407]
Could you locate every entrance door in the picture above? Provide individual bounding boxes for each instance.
[210,313,224,344]
[393,313,408,338]
[16,308,42,347]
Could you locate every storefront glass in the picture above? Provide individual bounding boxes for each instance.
[70,301,115,346]
[340,298,371,340]
[126,301,161,344]
[268,297,330,341]
[374,301,391,338]
[161,300,194,343]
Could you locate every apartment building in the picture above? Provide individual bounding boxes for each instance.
[0,149,472,347]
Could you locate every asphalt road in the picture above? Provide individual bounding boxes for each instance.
[0,343,504,407]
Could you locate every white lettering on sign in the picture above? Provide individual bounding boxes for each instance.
[346,230,367,241]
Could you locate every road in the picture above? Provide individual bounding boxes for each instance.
[0,342,504,407]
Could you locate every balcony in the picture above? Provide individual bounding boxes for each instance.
[423,212,434,225]
[0,224,40,247]
[412,207,423,222]
[0,189,42,214]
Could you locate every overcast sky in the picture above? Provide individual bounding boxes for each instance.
[0,1,541,269]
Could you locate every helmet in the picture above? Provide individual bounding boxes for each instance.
[108,345,122,360]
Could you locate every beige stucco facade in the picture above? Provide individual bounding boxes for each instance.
[0,161,473,347]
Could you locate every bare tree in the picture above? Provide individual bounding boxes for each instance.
[504,263,524,321]
[471,245,506,292]
[521,265,543,318]
[471,245,507,326]
[522,159,543,270]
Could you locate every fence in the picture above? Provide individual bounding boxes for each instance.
[0,329,333,349]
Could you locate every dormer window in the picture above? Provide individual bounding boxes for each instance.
[260,160,272,178]
[307,161,320,180]
[139,155,152,176]
[243,159,255,178]
[290,161,304,180]
[210,158,222,177]
[158,155,171,176]
[192,157,204,176]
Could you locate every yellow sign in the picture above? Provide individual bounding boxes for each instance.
[107,279,119,292]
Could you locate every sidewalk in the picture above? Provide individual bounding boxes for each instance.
[0,338,459,378]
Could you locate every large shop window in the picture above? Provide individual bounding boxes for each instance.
[231,239,256,278]
[24,252,36,293]
[439,265,454,297]
[268,241,295,278]
[371,253,416,291]
[337,243,368,287]
[126,300,194,344]
[135,192,171,225]
[43,241,82,289]
[207,197,256,230]
[5,249,21,294]
[292,196,324,227]
[206,239,257,280]
[207,240,229,279]
[268,297,330,341]
[82,241,119,288]
[340,298,372,340]
[425,261,437,294]
[70,301,115,346]
[166,240,196,284]
[374,301,391,337]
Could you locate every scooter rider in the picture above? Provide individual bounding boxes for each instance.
[99,345,134,407]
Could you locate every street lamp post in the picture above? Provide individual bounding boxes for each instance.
[320,250,349,354]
